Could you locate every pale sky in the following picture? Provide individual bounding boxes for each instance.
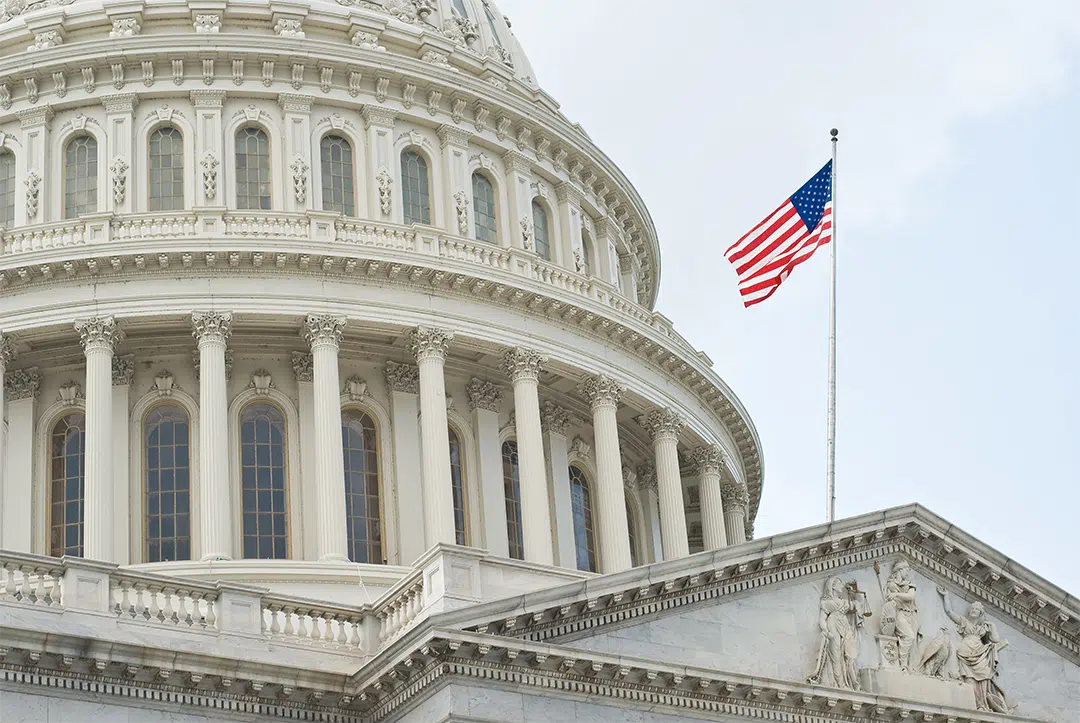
[499,0,1080,593]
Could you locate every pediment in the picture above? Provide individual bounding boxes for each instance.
[443,506,1079,722]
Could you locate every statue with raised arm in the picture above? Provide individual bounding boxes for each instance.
[937,586,1011,712]
[808,576,865,690]
[880,560,920,670]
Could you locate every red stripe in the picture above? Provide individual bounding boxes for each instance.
[734,218,807,276]
[724,201,793,258]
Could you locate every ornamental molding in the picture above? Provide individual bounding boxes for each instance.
[109,17,140,38]
[290,156,309,203]
[192,348,233,382]
[200,150,219,200]
[249,369,274,395]
[580,374,623,409]
[384,360,419,394]
[193,13,221,33]
[4,366,40,401]
[636,461,657,493]
[502,346,545,383]
[344,375,368,401]
[56,380,82,403]
[453,190,469,235]
[437,124,470,149]
[639,407,685,442]
[376,167,393,216]
[569,435,591,460]
[303,314,346,349]
[691,444,724,476]
[110,156,129,205]
[111,353,134,386]
[152,370,177,397]
[74,316,124,352]
[408,325,454,362]
[720,480,749,510]
[23,170,41,220]
[190,311,232,345]
[291,351,313,382]
[539,401,571,436]
[466,378,501,413]
[0,334,15,366]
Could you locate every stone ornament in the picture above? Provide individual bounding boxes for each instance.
[385,361,419,393]
[24,170,41,219]
[194,14,220,33]
[291,351,313,382]
[4,367,40,401]
[376,167,393,215]
[569,436,591,459]
[503,347,546,383]
[152,371,176,397]
[520,215,533,251]
[111,157,129,204]
[878,560,920,671]
[112,354,135,386]
[290,156,309,203]
[28,30,62,51]
[422,51,455,72]
[807,576,870,691]
[539,401,571,435]
[110,18,140,38]
[690,445,724,476]
[200,151,219,200]
[250,370,274,395]
[0,334,15,366]
[636,461,657,492]
[190,311,232,344]
[581,374,623,409]
[719,480,749,510]
[573,249,585,274]
[352,31,386,52]
[344,376,368,401]
[385,0,418,23]
[192,348,233,381]
[937,586,1011,712]
[57,380,83,403]
[640,408,685,442]
[303,314,346,349]
[1,0,74,23]
[74,316,125,352]
[274,18,305,38]
[408,325,454,362]
[454,190,469,234]
[466,378,502,412]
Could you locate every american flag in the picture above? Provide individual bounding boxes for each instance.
[725,160,833,307]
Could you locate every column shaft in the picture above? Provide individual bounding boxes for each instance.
[505,348,553,565]
[643,408,689,561]
[0,335,11,502]
[592,402,632,572]
[411,327,457,548]
[192,312,232,560]
[693,445,727,551]
[722,481,749,546]
[307,316,348,561]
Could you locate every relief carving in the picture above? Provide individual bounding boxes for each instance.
[807,577,871,691]
[876,560,920,670]
[937,586,1012,712]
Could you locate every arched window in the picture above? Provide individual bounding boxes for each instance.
[626,497,639,568]
[568,465,598,572]
[64,135,98,219]
[144,405,191,562]
[580,228,593,276]
[49,412,86,557]
[449,426,467,545]
[451,0,470,18]
[483,3,503,46]
[532,200,550,260]
[472,172,497,243]
[239,402,288,559]
[0,150,14,226]
[342,408,382,563]
[401,150,431,225]
[501,440,523,560]
[320,135,355,217]
[235,127,271,210]
[148,127,184,212]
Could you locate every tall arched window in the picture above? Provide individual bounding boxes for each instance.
[0,150,14,226]
[321,135,355,217]
[472,172,497,243]
[501,440,524,560]
[49,412,86,557]
[148,127,184,212]
[449,426,467,545]
[483,3,503,46]
[532,200,550,260]
[342,408,382,563]
[235,127,271,210]
[626,497,639,568]
[568,465,598,572]
[401,150,431,225]
[64,135,98,219]
[579,229,593,276]
[144,405,191,562]
[239,402,288,559]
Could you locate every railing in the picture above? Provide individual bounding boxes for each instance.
[111,214,199,241]
[261,593,369,650]
[1,220,86,255]
[373,569,426,645]
[0,555,65,607]
[223,213,310,239]
[111,570,219,630]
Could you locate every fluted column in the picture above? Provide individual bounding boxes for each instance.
[503,348,553,565]
[191,311,232,560]
[581,375,632,573]
[303,315,349,561]
[0,334,14,498]
[409,326,457,548]
[692,445,727,551]
[642,408,688,561]
[721,481,750,546]
[74,317,124,560]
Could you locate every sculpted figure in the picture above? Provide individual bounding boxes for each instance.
[937,586,1010,712]
[880,560,920,669]
[808,577,866,690]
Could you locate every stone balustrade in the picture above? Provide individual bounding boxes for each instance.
[111,571,219,629]
[0,553,66,607]
[261,593,371,651]
[374,569,427,645]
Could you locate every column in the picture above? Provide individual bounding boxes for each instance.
[292,352,318,559]
[15,106,53,224]
[642,407,689,561]
[303,315,349,561]
[102,93,138,215]
[278,93,314,213]
[190,90,226,209]
[74,316,124,560]
[409,327,457,548]
[386,361,422,564]
[0,334,13,501]
[362,106,396,222]
[191,311,232,560]
[503,347,553,565]
[438,125,472,237]
[111,355,134,564]
[540,401,576,569]
[721,480,749,546]
[692,445,727,551]
[581,374,632,573]
[556,182,584,273]
[595,216,622,289]
[1,367,38,552]
[467,378,508,557]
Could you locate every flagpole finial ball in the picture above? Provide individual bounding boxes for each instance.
[830,128,839,139]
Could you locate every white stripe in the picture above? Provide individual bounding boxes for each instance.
[725,202,795,260]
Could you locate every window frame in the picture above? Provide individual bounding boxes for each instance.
[142,402,193,563]
[0,148,15,227]
[147,125,186,213]
[400,147,433,226]
[501,439,524,560]
[341,405,385,564]
[531,199,552,261]
[471,171,498,244]
[62,133,100,219]
[568,464,599,572]
[237,400,291,560]
[47,410,87,558]
[448,423,469,546]
[234,125,273,211]
[319,133,357,217]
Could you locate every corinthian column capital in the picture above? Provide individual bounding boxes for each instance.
[720,480,749,510]
[190,311,233,344]
[539,401,571,436]
[303,314,347,350]
[74,316,124,353]
[641,408,685,442]
[467,378,503,412]
[581,374,623,409]
[0,334,16,366]
[503,347,546,383]
[691,444,725,477]
[409,325,455,362]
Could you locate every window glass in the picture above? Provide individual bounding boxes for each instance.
[240,403,288,559]
[569,465,598,572]
[49,413,86,557]
[472,172,497,243]
[580,229,593,276]
[0,151,15,226]
[401,150,431,225]
[148,127,184,212]
[484,4,503,46]
[501,440,523,560]
[449,427,467,545]
[532,200,550,260]
[321,135,356,216]
[343,408,382,563]
[626,498,639,568]
[235,127,271,210]
[145,405,191,562]
[451,0,470,18]
[64,135,98,219]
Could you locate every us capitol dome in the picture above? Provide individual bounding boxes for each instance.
[1,2,1076,722]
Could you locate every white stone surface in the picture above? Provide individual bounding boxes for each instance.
[0,688,284,722]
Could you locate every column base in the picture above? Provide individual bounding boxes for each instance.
[319,553,351,563]
[200,553,234,562]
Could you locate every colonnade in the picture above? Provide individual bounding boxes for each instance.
[0,317,751,569]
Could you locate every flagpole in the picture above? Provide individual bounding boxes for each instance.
[826,128,838,523]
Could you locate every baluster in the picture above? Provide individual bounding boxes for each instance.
[148,585,163,621]
[334,615,348,646]
[348,615,362,647]
[189,592,204,627]
[32,566,47,604]
[322,613,336,644]
[2,564,15,599]
[309,610,322,642]
[180,590,195,627]
[378,610,390,643]
[134,582,149,619]
[42,571,57,607]
[282,605,296,637]
[268,604,281,635]
[205,594,217,629]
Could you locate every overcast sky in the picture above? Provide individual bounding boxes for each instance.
[499,0,1080,593]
